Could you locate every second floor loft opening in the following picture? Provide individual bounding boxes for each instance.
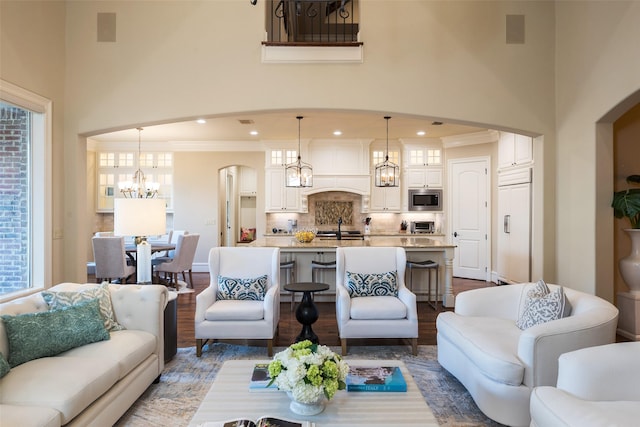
[263,0,360,45]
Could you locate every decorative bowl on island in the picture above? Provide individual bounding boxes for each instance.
[295,230,316,243]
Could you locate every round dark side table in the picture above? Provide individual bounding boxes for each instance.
[283,282,330,344]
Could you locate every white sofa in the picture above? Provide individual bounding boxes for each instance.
[0,283,168,427]
[436,283,619,427]
[530,342,640,427]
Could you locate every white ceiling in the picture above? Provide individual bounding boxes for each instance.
[89,111,488,144]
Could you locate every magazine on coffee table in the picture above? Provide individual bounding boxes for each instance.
[196,417,313,427]
[249,363,277,391]
[345,365,407,392]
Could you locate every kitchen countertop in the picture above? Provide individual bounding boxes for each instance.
[249,235,455,249]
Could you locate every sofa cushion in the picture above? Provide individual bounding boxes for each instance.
[216,275,267,301]
[350,296,407,320]
[0,356,120,424]
[59,329,156,380]
[42,282,124,331]
[1,299,110,367]
[0,404,61,427]
[346,271,398,297]
[205,299,264,321]
[0,352,9,378]
[437,312,524,386]
[516,280,570,330]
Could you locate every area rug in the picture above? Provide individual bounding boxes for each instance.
[115,343,504,427]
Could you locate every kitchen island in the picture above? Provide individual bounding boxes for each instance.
[249,236,457,307]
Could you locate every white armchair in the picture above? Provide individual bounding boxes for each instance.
[530,342,640,427]
[335,247,418,355]
[195,247,280,357]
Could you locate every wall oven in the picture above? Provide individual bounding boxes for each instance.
[408,188,442,211]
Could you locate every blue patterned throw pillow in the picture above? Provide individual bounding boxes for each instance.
[42,282,124,331]
[346,271,398,297]
[516,279,571,330]
[1,298,110,367]
[217,275,268,301]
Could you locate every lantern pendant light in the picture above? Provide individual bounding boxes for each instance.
[285,116,313,188]
[374,116,400,187]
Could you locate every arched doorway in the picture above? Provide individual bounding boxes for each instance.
[219,165,258,247]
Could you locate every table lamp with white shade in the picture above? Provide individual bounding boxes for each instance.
[114,198,166,284]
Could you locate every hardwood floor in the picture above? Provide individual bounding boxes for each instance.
[176,273,493,349]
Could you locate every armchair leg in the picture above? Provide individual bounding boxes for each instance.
[267,339,273,357]
[341,339,347,355]
[411,338,418,356]
[196,339,210,357]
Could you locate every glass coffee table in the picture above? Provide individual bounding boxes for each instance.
[283,282,330,344]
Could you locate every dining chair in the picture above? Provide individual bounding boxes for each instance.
[92,236,136,283]
[153,229,188,265]
[154,233,200,288]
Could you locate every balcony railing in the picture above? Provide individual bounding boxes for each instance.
[263,0,360,45]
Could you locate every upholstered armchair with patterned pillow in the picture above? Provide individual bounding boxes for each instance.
[436,282,619,427]
[335,247,418,355]
[195,247,280,357]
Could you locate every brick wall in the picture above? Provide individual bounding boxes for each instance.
[0,105,30,295]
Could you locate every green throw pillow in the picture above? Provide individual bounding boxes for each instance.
[0,352,9,378]
[1,298,110,367]
[42,282,124,331]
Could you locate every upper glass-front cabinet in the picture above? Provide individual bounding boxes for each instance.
[96,151,174,212]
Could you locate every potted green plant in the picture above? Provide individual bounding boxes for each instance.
[612,174,640,228]
[612,174,640,294]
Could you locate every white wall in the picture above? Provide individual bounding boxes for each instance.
[555,1,640,298]
[59,0,557,282]
[6,1,640,299]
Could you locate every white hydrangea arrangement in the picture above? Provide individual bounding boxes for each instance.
[268,340,349,404]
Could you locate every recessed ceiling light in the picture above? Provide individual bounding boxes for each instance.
[250,130,259,136]
[416,131,426,136]
[333,130,342,136]
[196,119,206,124]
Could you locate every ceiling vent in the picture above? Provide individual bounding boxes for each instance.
[238,119,254,125]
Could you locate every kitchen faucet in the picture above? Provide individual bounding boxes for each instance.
[337,217,343,240]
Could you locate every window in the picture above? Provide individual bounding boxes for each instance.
[0,79,52,297]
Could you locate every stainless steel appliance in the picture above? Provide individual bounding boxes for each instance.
[410,221,435,234]
[408,188,442,211]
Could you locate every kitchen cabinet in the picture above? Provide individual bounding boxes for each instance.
[403,143,443,189]
[96,151,173,212]
[496,168,531,284]
[405,167,443,188]
[239,166,257,195]
[265,168,301,212]
[267,148,298,167]
[370,185,402,212]
[405,146,442,166]
[498,132,533,169]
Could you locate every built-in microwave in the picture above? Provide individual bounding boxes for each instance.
[408,188,442,211]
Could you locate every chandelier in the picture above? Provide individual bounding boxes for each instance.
[374,116,400,187]
[118,127,160,198]
[285,116,313,188]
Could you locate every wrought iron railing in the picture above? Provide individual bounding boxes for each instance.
[262,0,359,44]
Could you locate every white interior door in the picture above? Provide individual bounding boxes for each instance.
[449,157,490,280]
